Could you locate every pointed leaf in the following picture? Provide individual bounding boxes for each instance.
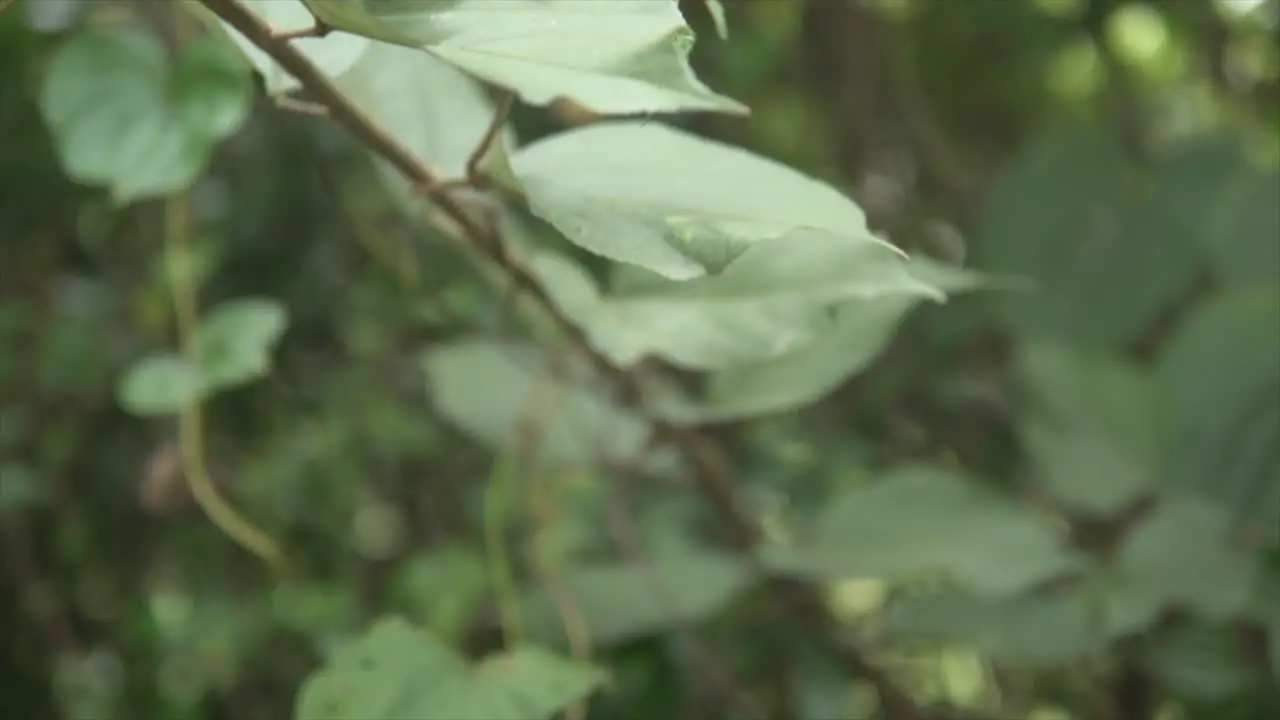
[511,121,891,279]
[660,260,983,422]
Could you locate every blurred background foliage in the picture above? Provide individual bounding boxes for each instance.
[1,0,1278,719]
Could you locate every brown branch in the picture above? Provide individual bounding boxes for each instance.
[195,2,930,717]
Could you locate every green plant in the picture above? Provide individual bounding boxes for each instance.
[4,1,1277,719]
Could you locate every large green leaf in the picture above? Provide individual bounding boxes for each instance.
[527,250,832,371]
[510,121,894,280]
[658,260,984,422]
[215,0,369,94]
[302,0,745,115]
[764,465,1081,597]
[523,551,754,646]
[1156,286,1280,525]
[336,40,510,185]
[977,128,1206,348]
[1114,495,1262,620]
[423,339,651,466]
[295,616,604,719]
[40,28,252,201]
[1018,344,1159,515]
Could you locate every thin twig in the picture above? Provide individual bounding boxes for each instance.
[467,91,515,184]
[195,2,930,716]
[267,19,329,42]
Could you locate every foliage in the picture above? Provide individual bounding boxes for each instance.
[1,0,1277,719]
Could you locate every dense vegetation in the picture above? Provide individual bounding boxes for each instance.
[1,1,1277,718]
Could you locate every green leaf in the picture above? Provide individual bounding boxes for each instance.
[40,28,252,202]
[336,40,511,184]
[1024,423,1153,516]
[1207,166,1280,284]
[1018,342,1162,455]
[295,616,604,720]
[659,260,984,422]
[704,0,729,40]
[1140,623,1259,701]
[119,354,203,417]
[423,339,651,466]
[765,465,1081,597]
[1018,344,1159,515]
[215,0,369,94]
[1114,495,1261,619]
[977,128,1204,348]
[511,121,893,280]
[523,552,754,645]
[530,251,833,371]
[615,229,942,305]
[303,0,745,115]
[1156,286,1280,525]
[883,590,1114,667]
[195,298,288,391]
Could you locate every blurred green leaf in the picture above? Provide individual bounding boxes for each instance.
[883,589,1111,667]
[1115,495,1261,619]
[764,465,1081,597]
[978,128,1206,348]
[1019,344,1159,515]
[195,298,288,391]
[1141,623,1259,701]
[523,551,753,645]
[118,354,203,417]
[302,0,745,115]
[295,616,603,719]
[1156,285,1280,524]
[511,121,893,280]
[423,339,651,466]
[40,28,251,202]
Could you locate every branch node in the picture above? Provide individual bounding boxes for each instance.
[273,93,328,117]
[267,20,331,42]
